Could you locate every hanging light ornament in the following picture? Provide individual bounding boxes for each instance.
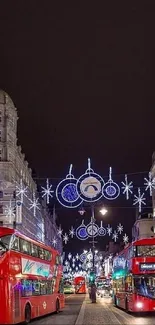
[121,174,133,200]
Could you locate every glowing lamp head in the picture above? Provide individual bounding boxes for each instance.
[100,207,108,216]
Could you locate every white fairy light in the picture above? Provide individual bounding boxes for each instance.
[41,178,54,204]
[112,230,118,242]
[72,263,75,268]
[52,237,57,247]
[107,224,112,236]
[72,257,76,263]
[133,188,146,213]
[65,260,69,265]
[121,174,133,200]
[29,192,40,216]
[76,253,79,260]
[123,233,129,244]
[69,226,75,238]
[117,223,123,234]
[68,253,72,260]
[144,173,155,197]
[63,233,69,244]
[57,226,63,237]
[16,179,28,203]
[4,200,15,223]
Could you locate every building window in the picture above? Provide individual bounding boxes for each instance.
[0,205,3,213]
[0,191,3,198]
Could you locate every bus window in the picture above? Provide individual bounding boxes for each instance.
[31,243,38,257]
[11,236,19,251]
[40,281,47,295]
[44,249,51,261]
[32,280,40,295]
[20,239,31,255]
[38,247,45,259]
[21,280,32,297]
[0,234,11,249]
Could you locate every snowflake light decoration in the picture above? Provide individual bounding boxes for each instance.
[29,192,40,216]
[112,230,118,242]
[57,226,63,237]
[121,174,133,200]
[41,178,54,204]
[4,200,15,223]
[117,223,123,234]
[133,188,146,213]
[123,233,129,244]
[107,224,112,236]
[16,179,28,203]
[52,237,57,247]
[69,226,75,238]
[63,233,69,244]
[68,253,72,260]
[144,173,155,197]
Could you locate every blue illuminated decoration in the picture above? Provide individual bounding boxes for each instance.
[76,158,104,202]
[102,167,120,200]
[76,220,89,240]
[56,164,83,208]
[98,220,106,236]
[79,252,87,263]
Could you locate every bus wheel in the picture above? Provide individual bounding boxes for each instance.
[25,304,31,324]
[55,299,60,313]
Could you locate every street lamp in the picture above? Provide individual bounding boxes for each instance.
[100,207,108,216]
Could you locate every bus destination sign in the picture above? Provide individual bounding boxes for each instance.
[140,263,155,271]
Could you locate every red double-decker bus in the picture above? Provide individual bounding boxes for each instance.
[74,276,86,294]
[0,227,65,324]
[112,238,155,312]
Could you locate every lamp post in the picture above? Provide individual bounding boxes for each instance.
[79,205,108,272]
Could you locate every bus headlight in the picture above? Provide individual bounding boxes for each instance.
[136,302,143,309]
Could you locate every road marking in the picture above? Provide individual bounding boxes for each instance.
[75,295,87,325]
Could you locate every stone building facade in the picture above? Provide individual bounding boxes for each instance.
[0,90,62,253]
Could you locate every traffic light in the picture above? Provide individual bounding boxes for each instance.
[89,271,95,284]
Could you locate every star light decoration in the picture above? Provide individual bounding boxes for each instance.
[16,179,28,203]
[123,233,129,244]
[107,224,112,236]
[4,200,15,223]
[63,233,69,244]
[112,230,118,242]
[29,192,40,216]
[133,188,146,213]
[144,173,155,197]
[57,226,63,237]
[121,174,133,200]
[41,178,54,204]
[68,253,72,260]
[69,226,75,238]
[52,237,57,247]
[117,223,123,234]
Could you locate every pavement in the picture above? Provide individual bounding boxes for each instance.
[76,294,155,325]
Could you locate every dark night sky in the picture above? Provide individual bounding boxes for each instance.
[0,1,155,253]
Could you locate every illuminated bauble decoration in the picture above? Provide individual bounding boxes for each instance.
[98,220,106,236]
[76,220,88,240]
[102,167,120,200]
[79,252,87,263]
[76,158,104,202]
[56,164,83,208]
[86,217,99,237]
